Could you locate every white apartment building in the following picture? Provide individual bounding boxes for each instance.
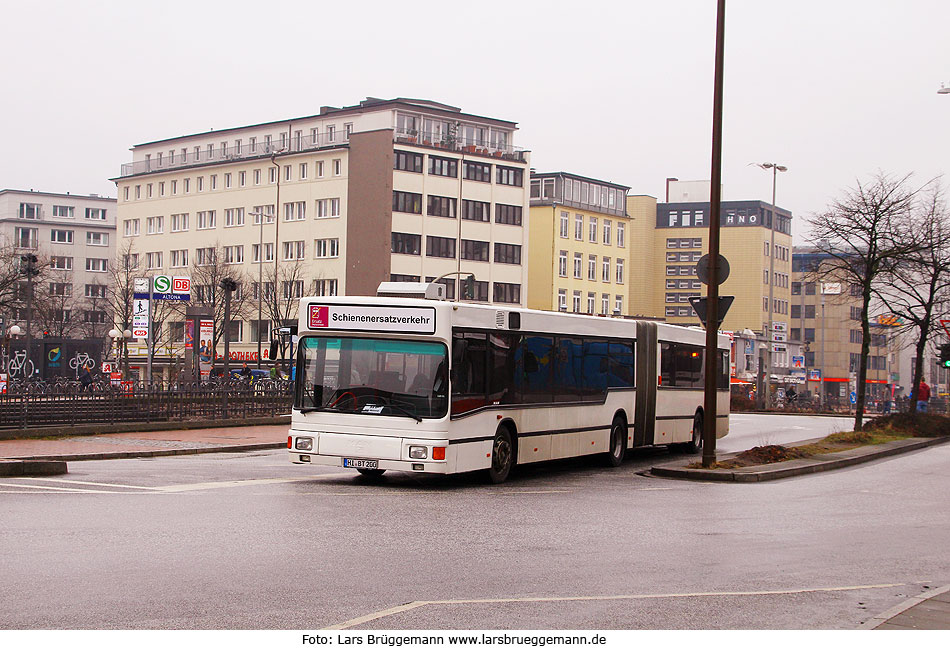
[113,97,531,361]
[0,189,116,335]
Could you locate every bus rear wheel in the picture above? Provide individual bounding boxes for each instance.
[686,413,703,454]
[604,416,627,467]
[487,426,515,484]
[356,468,386,478]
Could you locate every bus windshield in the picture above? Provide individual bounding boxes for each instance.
[295,336,448,420]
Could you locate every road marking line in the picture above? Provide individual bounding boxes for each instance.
[155,474,340,492]
[326,582,905,630]
[16,478,162,490]
[0,482,125,493]
[500,490,572,495]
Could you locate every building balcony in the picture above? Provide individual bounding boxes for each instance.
[393,128,527,163]
[118,131,352,178]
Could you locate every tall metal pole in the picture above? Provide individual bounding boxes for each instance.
[765,165,777,409]
[24,270,34,380]
[702,0,726,469]
[271,154,281,367]
[820,297,826,408]
[257,213,264,369]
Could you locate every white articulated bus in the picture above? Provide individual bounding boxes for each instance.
[289,294,729,482]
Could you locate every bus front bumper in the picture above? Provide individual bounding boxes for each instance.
[289,431,451,474]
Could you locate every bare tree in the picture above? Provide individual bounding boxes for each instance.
[261,257,308,367]
[76,280,113,341]
[106,241,141,374]
[185,244,253,362]
[31,269,77,338]
[809,172,927,429]
[872,183,950,411]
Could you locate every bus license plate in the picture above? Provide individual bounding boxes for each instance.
[343,458,378,469]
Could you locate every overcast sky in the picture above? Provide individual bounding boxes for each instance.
[2,0,948,243]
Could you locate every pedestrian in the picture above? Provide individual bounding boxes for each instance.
[240,362,252,382]
[916,380,931,413]
[78,366,93,392]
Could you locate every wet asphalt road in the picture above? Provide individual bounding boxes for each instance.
[0,414,946,630]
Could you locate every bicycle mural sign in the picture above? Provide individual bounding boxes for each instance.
[8,339,102,381]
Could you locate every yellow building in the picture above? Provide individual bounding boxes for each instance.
[527,172,631,316]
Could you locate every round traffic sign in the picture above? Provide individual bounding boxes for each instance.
[697,254,730,285]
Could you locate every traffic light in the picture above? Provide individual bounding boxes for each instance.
[20,254,39,277]
[463,274,475,300]
[940,343,950,368]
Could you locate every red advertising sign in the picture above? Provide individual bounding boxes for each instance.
[309,305,329,328]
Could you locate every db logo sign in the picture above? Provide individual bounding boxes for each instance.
[172,277,190,293]
[309,305,329,328]
[153,275,171,293]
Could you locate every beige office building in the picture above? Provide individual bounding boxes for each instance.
[527,172,631,316]
[113,97,530,363]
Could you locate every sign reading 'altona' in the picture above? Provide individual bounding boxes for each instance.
[308,304,436,334]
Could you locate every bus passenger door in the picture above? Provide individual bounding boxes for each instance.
[634,322,657,447]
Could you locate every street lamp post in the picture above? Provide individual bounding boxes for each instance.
[249,210,275,369]
[754,162,787,409]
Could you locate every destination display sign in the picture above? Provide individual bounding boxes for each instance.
[307,304,436,334]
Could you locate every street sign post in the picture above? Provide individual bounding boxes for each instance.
[688,295,735,328]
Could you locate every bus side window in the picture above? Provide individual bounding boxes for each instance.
[451,331,488,415]
[519,334,554,404]
[608,340,634,388]
[490,332,518,405]
[660,343,673,386]
[718,350,729,390]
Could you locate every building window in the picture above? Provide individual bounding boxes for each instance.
[86,232,109,247]
[461,199,490,222]
[602,294,609,315]
[603,220,611,245]
[51,229,74,244]
[224,245,245,264]
[463,161,491,183]
[573,252,582,278]
[252,243,275,263]
[284,165,292,182]
[494,243,521,265]
[426,236,456,259]
[493,282,521,304]
[426,195,457,218]
[615,295,623,314]
[314,238,339,258]
[616,259,624,284]
[282,280,305,299]
[588,255,596,281]
[282,241,305,261]
[316,198,341,218]
[146,216,164,234]
[52,205,74,218]
[15,227,37,248]
[85,208,107,221]
[394,150,423,173]
[50,256,73,270]
[393,191,423,214]
[170,249,188,268]
[602,257,611,282]
[496,166,523,186]
[391,232,421,255]
[225,208,246,227]
[317,161,324,177]
[558,289,567,311]
[312,279,339,297]
[559,251,568,277]
[428,156,458,177]
[333,159,342,176]
[587,293,595,314]
[560,211,569,238]
[495,204,522,226]
[85,284,107,298]
[589,217,597,243]
[196,211,216,229]
[283,202,306,221]
[170,213,189,232]
[574,214,583,240]
[460,239,489,262]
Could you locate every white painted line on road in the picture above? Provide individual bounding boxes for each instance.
[0,482,125,493]
[500,489,573,495]
[16,477,163,490]
[326,582,906,630]
[155,474,340,492]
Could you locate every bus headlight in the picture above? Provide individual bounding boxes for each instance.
[295,437,313,451]
[409,446,428,459]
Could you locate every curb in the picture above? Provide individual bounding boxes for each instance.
[866,583,950,629]
[7,441,288,463]
[0,459,68,477]
[0,415,291,441]
[650,436,950,482]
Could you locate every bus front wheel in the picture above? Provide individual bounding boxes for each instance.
[487,427,515,484]
[686,413,703,454]
[604,416,627,467]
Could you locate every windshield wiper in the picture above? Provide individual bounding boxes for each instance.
[379,403,422,423]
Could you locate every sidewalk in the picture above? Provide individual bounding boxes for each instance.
[0,422,290,462]
[870,584,950,629]
[650,436,950,482]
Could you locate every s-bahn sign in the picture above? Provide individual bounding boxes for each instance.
[134,276,191,301]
